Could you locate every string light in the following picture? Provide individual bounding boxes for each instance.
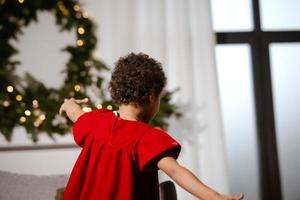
[0,0,6,5]
[82,11,89,19]
[82,107,92,112]
[74,84,81,92]
[107,105,113,110]
[32,99,39,108]
[16,95,22,101]
[73,4,80,11]
[6,85,14,93]
[18,0,24,3]
[76,39,84,46]
[19,116,26,123]
[78,27,85,34]
[3,101,10,107]
[34,120,41,127]
[84,60,92,67]
[24,110,31,116]
[39,114,46,121]
[96,103,102,109]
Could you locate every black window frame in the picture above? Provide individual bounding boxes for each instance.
[215,0,300,199]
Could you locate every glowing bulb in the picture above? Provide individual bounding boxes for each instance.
[16,95,22,101]
[107,105,113,110]
[78,27,85,34]
[39,114,46,121]
[20,116,26,123]
[34,120,41,127]
[74,84,81,92]
[32,99,39,108]
[76,39,84,46]
[82,11,89,18]
[7,85,14,93]
[82,107,92,112]
[3,101,10,107]
[96,103,102,109]
[18,0,24,3]
[73,4,80,11]
[24,110,31,116]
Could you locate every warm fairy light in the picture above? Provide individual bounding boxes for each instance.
[84,60,92,67]
[82,107,92,112]
[24,110,31,116]
[7,85,14,93]
[107,105,113,110]
[39,114,46,121]
[82,11,89,18]
[33,120,41,127]
[0,0,6,5]
[78,27,85,34]
[76,39,84,46]
[18,0,24,3]
[32,99,39,108]
[96,103,102,109]
[3,100,10,107]
[16,95,22,101]
[19,116,26,123]
[74,84,81,92]
[73,4,80,11]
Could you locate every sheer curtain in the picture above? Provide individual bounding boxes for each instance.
[84,0,230,199]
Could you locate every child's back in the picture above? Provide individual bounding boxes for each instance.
[62,108,180,200]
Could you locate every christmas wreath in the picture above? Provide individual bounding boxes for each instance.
[0,0,180,143]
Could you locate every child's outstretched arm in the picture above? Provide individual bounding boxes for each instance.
[157,156,244,200]
[59,97,89,122]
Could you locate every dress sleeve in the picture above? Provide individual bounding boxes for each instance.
[72,109,101,147]
[137,128,181,172]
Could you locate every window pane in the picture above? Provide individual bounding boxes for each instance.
[270,43,300,200]
[215,44,260,200]
[210,0,253,32]
[260,0,300,30]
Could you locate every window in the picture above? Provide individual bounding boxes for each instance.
[210,0,300,199]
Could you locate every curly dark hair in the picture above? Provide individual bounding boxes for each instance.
[109,52,167,106]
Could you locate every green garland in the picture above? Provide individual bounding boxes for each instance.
[0,0,180,143]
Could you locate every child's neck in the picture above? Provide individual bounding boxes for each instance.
[117,104,149,123]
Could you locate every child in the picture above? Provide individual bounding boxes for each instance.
[59,53,244,200]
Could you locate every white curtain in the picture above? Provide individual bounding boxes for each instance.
[84,0,230,199]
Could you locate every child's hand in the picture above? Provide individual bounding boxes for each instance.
[213,193,244,200]
[59,97,89,116]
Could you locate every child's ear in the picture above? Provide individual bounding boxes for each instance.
[148,91,156,103]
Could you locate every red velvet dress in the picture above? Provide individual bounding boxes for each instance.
[62,108,181,200]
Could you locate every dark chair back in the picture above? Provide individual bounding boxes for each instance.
[159,180,178,200]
